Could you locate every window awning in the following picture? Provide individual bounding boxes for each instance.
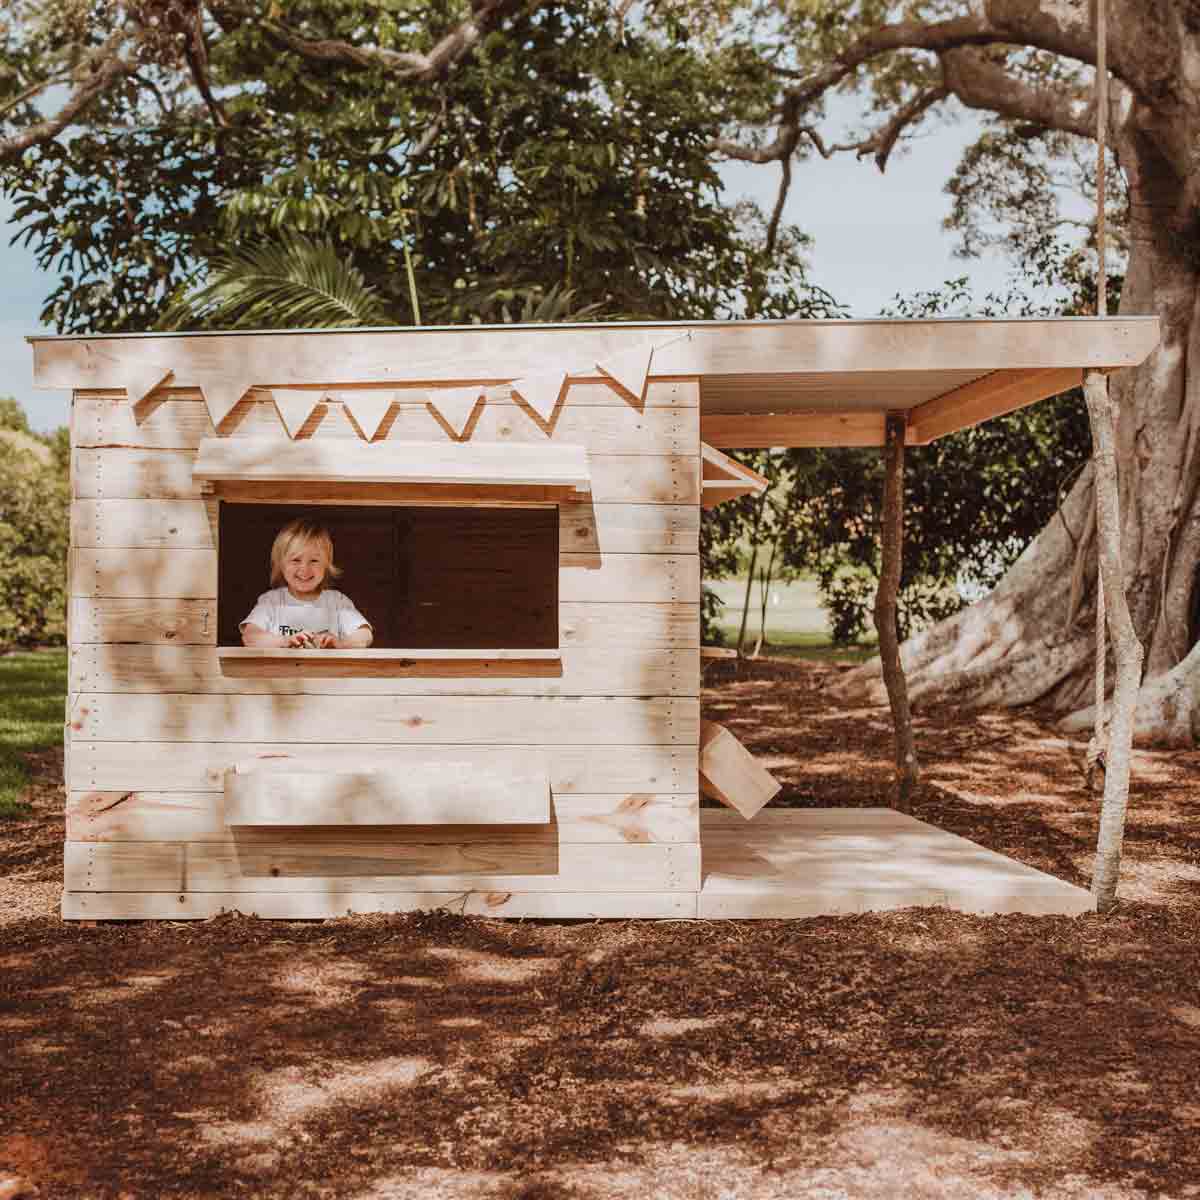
[192,437,591,493]
[701,442,769,509]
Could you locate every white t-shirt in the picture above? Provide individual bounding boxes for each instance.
[240,587,371,640]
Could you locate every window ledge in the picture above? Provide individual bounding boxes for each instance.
[217,647,562,678]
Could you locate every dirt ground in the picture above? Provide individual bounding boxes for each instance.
[1,658,1198,1200]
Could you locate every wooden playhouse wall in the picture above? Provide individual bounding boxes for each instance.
[63,368,703,919]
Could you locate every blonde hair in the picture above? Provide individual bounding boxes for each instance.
[269,518,343,589]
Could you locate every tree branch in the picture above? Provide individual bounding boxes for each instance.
[0,33,137,166]
[941,48,1094,139]
[263,0,536,83]
[0,71,73,122]
[859,84,950,173]
[765,154,791,256]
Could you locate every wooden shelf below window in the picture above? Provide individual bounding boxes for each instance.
[217,647,563,678]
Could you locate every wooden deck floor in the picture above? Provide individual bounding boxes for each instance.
[699,808,1094,919]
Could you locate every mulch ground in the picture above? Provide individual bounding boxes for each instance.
[1,658,1198,1200]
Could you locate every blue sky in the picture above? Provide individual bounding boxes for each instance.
[1,106,1015,433]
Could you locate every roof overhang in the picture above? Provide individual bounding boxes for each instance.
[31,316,1160,447]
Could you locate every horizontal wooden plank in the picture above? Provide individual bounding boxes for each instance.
[65,840,702,893]
[74,448,700,504]
[71,498,218,549]
[70,598,217,644]
[70,645,701,697]
[67,791,700,843]
[558,602,698,647]
[559,500,698,554]
[74,448,202,500]
[62,889,697,920]
[70,498,698,554]
[70,599,700,647]
[69,694,699,745]
[69,742,695,795]
[225,764,551,826]
[74,395,698,454]
[70,549,215,598]
[35,321,1159,396]
[193,438,591,491]
[702,411,887,448]
[559,554,698,603]
[70,548,698,602]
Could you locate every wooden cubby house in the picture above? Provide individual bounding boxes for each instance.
[34,317,1158,921]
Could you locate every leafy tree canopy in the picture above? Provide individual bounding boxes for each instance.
[3,0,836,332]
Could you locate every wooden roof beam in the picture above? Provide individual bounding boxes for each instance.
[906,367,1083,445]
[702,411,887,449]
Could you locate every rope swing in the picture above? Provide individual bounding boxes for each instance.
[1086,0,1110,787]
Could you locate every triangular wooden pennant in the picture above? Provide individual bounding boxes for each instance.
[428,385,484,437]
[596,342,654,405]
[511,369,567,423]
[198,380,250,430]
[120,365,173,408]
[338,391,397,441]
[269,389,325,438]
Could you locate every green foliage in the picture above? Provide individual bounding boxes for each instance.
[0,397,32,434]
[0,649,67,819]
[0,403,69,649]
[161,234,392,330]
[5,0,832,334]
[765,278,1092,643]
[699,450,800,647]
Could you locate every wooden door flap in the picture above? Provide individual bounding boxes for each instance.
[224,760,550,825]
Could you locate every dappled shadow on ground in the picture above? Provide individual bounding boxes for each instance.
[2,660,1199,1199]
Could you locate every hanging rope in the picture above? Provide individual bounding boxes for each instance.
[1086,0,1110,786]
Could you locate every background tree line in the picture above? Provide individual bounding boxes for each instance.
[3,1,1195,741]
[0,398,68,647]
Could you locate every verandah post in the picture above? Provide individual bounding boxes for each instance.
[874,411,919,812]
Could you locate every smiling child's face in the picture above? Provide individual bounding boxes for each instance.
[281,538,329,600]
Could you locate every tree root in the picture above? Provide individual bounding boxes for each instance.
[1062,641,1200,747]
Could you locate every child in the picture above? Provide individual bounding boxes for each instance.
[240,518,374,649]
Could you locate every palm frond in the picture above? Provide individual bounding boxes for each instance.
[160,235,393,331]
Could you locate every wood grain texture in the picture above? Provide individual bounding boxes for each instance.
[70,644,701,697]
[65,839,702,893]
[69,742,695,795]
[34,321,1159,395]
[71,498,698,554]
[697,809,1095,918]
[67,791,700,843]
[74,447,699,504]
[70,547,698,603]
[698,720,782,820]
[74,394,699,454]
[558,602,699,647]
[224,763,551,826]
[193,437,591,490]
[70,599,700,647]
[701,411,887,448]
[68,694,700,745]
[71,499,219,549]
[907,367,1085,445]
[62,889,697,920]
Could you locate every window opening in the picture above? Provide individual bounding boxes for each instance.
[218,503,559,651]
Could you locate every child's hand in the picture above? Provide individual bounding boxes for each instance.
[315,632,338,649]
[286,631,316,649]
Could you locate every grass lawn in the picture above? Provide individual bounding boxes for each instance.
[707,576,876,663]
[0,648,67,819]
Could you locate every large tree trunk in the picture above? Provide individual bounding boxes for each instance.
[832,131,1200,747]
